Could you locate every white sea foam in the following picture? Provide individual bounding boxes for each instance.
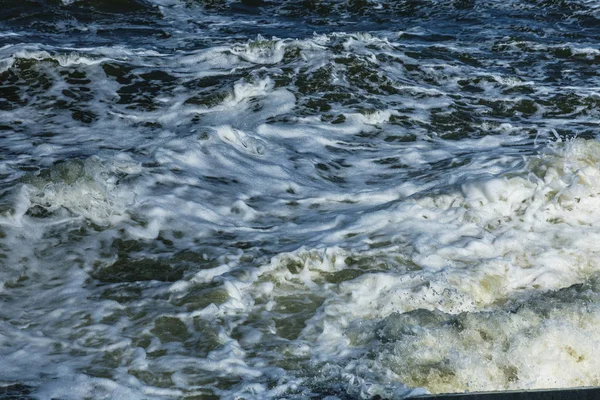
[16,158,134,226]
[230,36,288,65]
[195,137,600,396]
[2,21,600,399]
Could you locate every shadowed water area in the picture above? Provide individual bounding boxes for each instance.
[1,0,600,399]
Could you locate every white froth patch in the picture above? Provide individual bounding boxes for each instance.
[216,126,266,157]
[34,372,180,400]
[231,138,600,395]
[262,247,347,284]
[353,109,394,125]
[230,36,287,65]
[228,78,274,105]
[369,284,600,394]
[342,32,392,51]
[0,44,165,77]
[0,56,15,73]
[2,49,108,67]
[20,157,136,226]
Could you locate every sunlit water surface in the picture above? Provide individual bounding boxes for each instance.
[2,0,600,398]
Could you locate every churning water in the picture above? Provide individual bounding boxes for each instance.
[2,0,600,398]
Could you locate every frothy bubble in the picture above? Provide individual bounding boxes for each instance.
[18,157,137,226]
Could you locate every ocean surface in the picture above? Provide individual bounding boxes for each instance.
[2,0,600,398]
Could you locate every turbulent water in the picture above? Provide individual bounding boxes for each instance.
[2,0,600,399]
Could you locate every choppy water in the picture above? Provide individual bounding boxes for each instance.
[2,0,600,398]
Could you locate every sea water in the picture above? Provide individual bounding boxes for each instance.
[1,0,600,398]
